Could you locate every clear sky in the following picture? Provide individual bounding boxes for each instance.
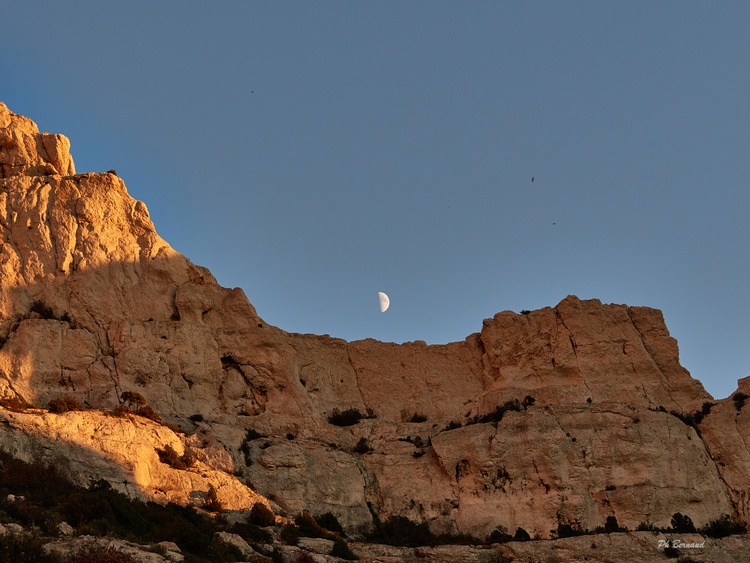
[2,2,748,400]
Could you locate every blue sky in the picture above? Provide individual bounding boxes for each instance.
[2,2,748,399]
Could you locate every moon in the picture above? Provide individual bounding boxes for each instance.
[378,292,390,313]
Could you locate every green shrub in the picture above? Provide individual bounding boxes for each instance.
[514,527,531,541]
[522,395,535,409]
[331,537,359,560]
[555,520,585,538]
[294,511,331,539]
[486,525,513,544]
[328,408,364,427]
[670,512,696,533]
[367,515,435,547]
[249,502,275,527]
[229,520,273,544]
[636,521,656,531]
[203,485,222,513]
[30,299,55,319]
[353,437,372,454]
[156,445,195,470]
[280,523,301,545]
[733,392,748,411]
[0,395,31,412]
[136,406,162,423]
[468,399,522,425]
[110,405,130,418]
[48,395,84,413]
[604,515,620,533]
[701,514,747,538]
[316,512,345,536]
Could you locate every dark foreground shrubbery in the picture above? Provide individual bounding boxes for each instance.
[248,502,275,527]
[0,452,273,562]
[0,533,62,563]
[68,546,139,563]
[277,512,358,559]
[367,515,480,547]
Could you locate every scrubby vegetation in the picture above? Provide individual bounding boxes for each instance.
[65,546,139,563]
[0,533,62,563]
[28,300,77,327]
[701,514,747,538]
[366,514,480,547]
[555,519,586,538]
[277,511,358,559]
[328,408,365,427]
[668,401,714,435]
[30,299,56,320]
[670,512,696,533]
[0,452,278,561]
[353,437,372,454]
[409,413,427,423]
[115,391,163,424]
[0,449,747,560]
[468,399,522,425]
[248,502,275,527]
[47,395,84,413]
[315,512,345,536]
[733,392,748,412]
[156,444,196,470]
[203,485,223,513]
[0,395,32,412]
[442,397,536,431]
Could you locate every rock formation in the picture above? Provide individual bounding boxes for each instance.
[1,101,749,549]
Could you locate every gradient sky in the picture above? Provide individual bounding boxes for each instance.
[2,2,748,400]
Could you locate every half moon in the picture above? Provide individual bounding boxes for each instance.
[378,292,390,313]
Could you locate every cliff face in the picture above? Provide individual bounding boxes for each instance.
[0,102,746,539]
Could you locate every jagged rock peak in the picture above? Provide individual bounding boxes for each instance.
[0,101,76,178]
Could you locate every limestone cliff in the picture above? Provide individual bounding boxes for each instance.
[0,101,747,541]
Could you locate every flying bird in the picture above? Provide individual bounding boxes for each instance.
[531,177,534,182]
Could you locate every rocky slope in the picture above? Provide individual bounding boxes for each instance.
[1,102,749,551]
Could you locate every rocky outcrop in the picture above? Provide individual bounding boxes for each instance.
[0,407,270,513]
[1,102,748,544]
[0,103,75,178]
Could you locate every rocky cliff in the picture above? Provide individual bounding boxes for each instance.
[1,102,749,545]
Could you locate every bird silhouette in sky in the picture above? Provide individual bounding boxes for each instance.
[531,177,534,182]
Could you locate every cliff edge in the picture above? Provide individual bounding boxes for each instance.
[1,102,748,543]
